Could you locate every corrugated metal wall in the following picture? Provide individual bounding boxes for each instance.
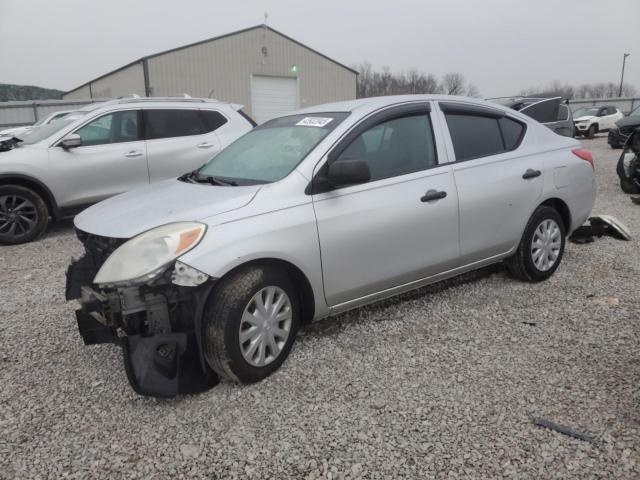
[64,84,91,100]
[64,62,146,100]
[146,28,356,114]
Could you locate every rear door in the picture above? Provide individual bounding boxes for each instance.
[143,108,223,182]
[312,103,460,307]
[439,102,543,264]
[48,108,148,207]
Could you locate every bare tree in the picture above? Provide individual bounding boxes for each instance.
[353,63,452,98]
[442,73,466,95]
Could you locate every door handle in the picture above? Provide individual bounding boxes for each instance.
[196,142,214,149]
[420,190,447,202]
[124,150,143,158]
[522,169,541,179]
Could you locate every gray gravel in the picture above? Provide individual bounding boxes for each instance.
[1,136,639,479]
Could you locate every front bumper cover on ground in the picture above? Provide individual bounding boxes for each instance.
[67,255,219,398]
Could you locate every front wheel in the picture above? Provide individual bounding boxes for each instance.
[202,265,300,383]
[585,125,597,139]
[506,206,566,282]
[0,185,49,245]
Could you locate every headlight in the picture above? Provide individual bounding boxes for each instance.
[94,222,207,287]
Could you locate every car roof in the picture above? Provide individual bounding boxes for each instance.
[76,97,240,114]
[293,94,507,115]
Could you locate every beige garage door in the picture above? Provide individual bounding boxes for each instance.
[251,75,299,124]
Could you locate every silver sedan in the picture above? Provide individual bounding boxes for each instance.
[68,95,597,397]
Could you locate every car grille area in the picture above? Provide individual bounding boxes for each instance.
[65,229,128,300]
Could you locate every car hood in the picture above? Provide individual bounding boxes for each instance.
[615,116,640,128]
[573,115,595,122]
[74,179,262,239]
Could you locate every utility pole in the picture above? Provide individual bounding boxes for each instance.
[619,53,630,97]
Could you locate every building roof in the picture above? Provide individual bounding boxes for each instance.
[65,24,358,95]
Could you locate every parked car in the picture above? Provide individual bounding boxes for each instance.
[0,97,255,244]
[66,94,597,397]
[573,105,623,139]
[0,109,79,138]
[487,97,574,137]
[608,105,640,148]
[616,126,640,193]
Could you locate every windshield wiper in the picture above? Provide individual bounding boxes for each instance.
[179,170,238,186]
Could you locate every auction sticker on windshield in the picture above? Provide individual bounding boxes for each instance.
[296,117,334,127]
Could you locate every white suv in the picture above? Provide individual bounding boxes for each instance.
[573,105,623,139]
[0,97,254,244]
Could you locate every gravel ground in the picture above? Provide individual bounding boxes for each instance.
[1,136,639,479]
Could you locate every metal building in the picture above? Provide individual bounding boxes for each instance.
[63,25,357,124]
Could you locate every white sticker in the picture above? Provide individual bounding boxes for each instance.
[296,117,334,127]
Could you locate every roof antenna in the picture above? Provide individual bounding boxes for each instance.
[261,12,268,62]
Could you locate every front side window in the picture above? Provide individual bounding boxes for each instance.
[19,112,88,145]
[198,112,349,184]
[74,110,140,146]
[445,113,525,161]
[144,109,206,140]
[335,113,437,181]
[574,107,599,118]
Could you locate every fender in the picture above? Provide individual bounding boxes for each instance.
[0,172,61,219]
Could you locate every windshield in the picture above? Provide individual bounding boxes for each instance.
[197,112,349,184]
[573,107,599,118]
[630,106,640,117]
[19,112,88,145]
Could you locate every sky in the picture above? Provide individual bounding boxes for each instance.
[0,0,638,98]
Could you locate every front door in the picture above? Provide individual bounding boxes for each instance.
[48,109,148,208]
[313,104,460,307]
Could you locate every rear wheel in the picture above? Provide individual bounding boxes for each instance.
[506,206,565,282]
[202,265,300,383]
[585,125,597,139]
[0,185,49,245]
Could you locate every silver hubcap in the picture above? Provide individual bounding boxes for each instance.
[0,195,37,237]
[531,219,561,271]
[239,286,292,367]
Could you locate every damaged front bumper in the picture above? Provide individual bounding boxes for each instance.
[66,231,218,397]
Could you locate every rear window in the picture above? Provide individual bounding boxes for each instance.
[445,113,525,161]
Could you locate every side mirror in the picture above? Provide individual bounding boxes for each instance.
[60,133,82,149]
[326,158,371,188]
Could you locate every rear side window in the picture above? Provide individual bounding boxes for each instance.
[445,113,525,161]
[499,117,526,150]
[200,110,228,131]
[445,114,504,161]
[144,109,206,140]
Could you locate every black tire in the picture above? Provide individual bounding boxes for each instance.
[202,264,300,383]
[620,178,640,194]
[506,206,566,282]
[0,184,49,245]
[585,125,597,139]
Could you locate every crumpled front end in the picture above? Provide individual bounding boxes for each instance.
[66,229,219,397]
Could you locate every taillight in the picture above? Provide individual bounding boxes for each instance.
[572,148,594,170]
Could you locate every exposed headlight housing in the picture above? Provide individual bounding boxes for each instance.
[93,222,207,287]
